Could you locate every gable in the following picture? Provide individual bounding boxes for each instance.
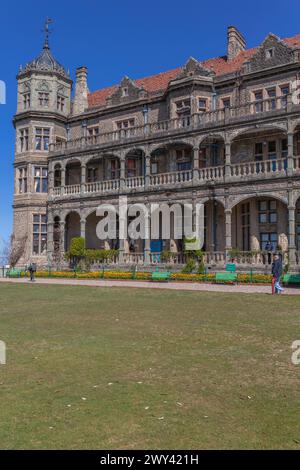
[106,76,147,106]
[244,33,296,73]
[175,57,214,80]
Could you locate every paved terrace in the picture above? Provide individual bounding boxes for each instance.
[1,277,300,295]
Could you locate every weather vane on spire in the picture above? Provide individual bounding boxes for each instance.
[42,17,53,48]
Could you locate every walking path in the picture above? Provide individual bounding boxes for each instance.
[1,276,300,295]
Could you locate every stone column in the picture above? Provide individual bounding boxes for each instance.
[193,146,199,181]
[224,139,231,179]
[210,201,216,253]
[81,163,86,193]
[60,221,66,253]
[47,213,54,261]
[225,208,232,260]
[288,200,296,269]
[120,156,126,189]
[287,131,294,176]
[80,218,86,240]
[145,155,151,187]
[48,163,54,197]
[144,205,151,263]
[61,165,66,196]
[118,211,126,263]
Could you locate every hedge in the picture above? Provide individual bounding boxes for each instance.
[20,271,273,284]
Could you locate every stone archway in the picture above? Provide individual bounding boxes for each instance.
[65,211,80,251]
[230,196,288,253]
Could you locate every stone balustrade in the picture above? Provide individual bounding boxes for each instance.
[230,157,287,178]
[49,97,294,155]
[85,250,291,267]
[50,157,300,199]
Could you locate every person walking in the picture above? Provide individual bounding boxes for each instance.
[271,254,284,294]
[28,262,36,282]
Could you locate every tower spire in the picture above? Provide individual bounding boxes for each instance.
[43,17,53,49]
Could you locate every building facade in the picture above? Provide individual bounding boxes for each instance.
[12,26,300,269]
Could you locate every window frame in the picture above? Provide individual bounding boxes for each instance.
[32,214,47,256]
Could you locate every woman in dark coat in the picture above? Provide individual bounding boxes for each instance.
[271,254,284,294]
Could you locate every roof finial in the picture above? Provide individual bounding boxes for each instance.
[42,17,53,49]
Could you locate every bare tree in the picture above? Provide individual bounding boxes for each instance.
[5,234,28,267]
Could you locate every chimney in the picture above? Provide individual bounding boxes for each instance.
[73,66,88,115]
[227,26,246,61]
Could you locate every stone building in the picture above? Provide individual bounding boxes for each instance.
[12,26,300,269]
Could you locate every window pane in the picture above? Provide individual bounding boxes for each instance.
[34,179,41,192]
[35,137,41,150]
[259,201,267,211]
[255,143,263,154]
[270,233,278,242]
[259,213,267,223]
[42,179,48,192]
[268,141,276,152]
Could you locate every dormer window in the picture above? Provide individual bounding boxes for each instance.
[122,87,128,97]
[266,48,274,59]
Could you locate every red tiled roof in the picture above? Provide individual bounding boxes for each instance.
[87,34,300,109]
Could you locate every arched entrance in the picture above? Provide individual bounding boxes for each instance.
[65,212,80,251]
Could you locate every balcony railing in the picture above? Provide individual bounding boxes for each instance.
[87,251,289,267]
[150,169,193,186]
[49,97,295,155]
[85,179,120,193]
[51,157,300,199]
[230,157,287,178]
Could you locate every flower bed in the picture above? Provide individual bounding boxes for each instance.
[20,270,272,284]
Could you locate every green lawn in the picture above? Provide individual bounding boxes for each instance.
[0,283,300,449]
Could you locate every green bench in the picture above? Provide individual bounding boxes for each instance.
[215,263,237,283]
[283,274,300,285]
[6,268,22,278]
[151,270,171,282]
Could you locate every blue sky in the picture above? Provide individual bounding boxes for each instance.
[0,0,300,244]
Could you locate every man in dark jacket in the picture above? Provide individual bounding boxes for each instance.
[28,262,36,282]
[271,254,284,294]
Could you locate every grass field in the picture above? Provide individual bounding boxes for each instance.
[0,282,300,449]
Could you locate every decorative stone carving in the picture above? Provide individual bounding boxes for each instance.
[35,80,50,92]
